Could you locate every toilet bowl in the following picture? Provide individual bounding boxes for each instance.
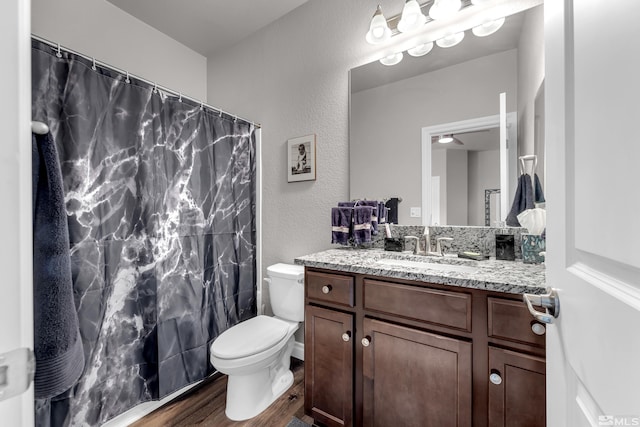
[210,263,304,421]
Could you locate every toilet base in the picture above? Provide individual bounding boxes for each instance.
[224,337,295,421]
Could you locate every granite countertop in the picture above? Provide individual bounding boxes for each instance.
[294,248,546,295]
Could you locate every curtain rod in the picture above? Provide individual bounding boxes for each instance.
[31,34,261,129]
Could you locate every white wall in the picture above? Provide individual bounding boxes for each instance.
[468,149,500,226]
[31,0,207,100]
[351,49,517,225]
[432,150,447,225]
[517,5,545,158]
[446,150,468,226]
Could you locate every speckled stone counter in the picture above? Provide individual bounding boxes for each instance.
[295,248,546,295]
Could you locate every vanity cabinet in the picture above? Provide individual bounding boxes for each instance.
[303,267,546,427]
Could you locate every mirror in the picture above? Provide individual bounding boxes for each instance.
[349,4,544,226]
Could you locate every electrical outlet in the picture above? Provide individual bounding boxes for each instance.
[410,207,421,218]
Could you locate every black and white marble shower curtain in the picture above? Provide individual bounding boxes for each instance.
[31,40,257,426]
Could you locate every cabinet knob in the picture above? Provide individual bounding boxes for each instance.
[489,372,503,385]
[531,323,546,336]
[342,332,351,342]
[361,336,371,347]
[322,285,332,294]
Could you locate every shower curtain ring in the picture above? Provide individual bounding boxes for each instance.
[178,93,182,102]
[200,101,204,110]
[218,110,222,117]
[55,43,62,58]
[153,83,158,94]
[91,58,97,71]
[125,71,130,84]
[233,116,237,123]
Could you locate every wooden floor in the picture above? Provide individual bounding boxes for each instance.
[132,359,314,427]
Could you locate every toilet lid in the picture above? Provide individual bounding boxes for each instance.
[211,316,290,359]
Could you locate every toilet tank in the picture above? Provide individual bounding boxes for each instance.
[266,263,305,322]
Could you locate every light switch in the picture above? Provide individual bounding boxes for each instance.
[410,207,421,218]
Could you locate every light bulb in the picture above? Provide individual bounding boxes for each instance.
[380,52,404,66]
[472,17,506,37]
[407,42,434,57]
[436,32,465,48]
[429,0,462,21]
[366,5,392,45]
[439,135,454,144]
[397,0,426,33]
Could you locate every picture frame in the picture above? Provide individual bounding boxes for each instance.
[287,134,316,182]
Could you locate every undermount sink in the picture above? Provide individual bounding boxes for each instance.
[375,258,478,274]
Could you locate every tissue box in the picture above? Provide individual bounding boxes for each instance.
[521,234,546,264]
[384,238,404,252]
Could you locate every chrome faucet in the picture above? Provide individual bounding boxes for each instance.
[404,235,424,255]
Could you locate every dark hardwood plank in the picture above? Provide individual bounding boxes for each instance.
[133,359,313,427]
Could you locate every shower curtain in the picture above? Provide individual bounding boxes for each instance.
[31,40,257,426]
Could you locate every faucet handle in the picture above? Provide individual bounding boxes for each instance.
[404,236,421,255]
[436,237,454,255]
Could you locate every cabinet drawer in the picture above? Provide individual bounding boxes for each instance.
[306,270,355,307]
[364,279,472,332]
[488,297,546,347]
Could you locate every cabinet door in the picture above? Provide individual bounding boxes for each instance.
[362,318,472,427]
[488,346,546,427]
[305,305,353,427]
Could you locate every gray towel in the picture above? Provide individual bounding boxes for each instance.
[506,174,535,227]
[331,207,352,245]
[534,174,545,204]
[32,132,85,399]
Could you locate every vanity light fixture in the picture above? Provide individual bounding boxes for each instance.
[366,5,392,45]
[472,17,506,37]
[429,0,462,21]
[397,0,427,33]
[407,41,434,57]
[380,52,404,66]
[436,31,465,48]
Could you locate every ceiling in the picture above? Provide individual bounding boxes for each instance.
[106,0,310,56]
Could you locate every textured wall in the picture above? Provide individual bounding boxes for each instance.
[206,0,391,311]
[31,0,207,100]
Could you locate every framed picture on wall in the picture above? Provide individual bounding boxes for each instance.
[287,134,316,182]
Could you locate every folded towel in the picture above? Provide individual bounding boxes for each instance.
[331,207,352,245]
[359,201,379,235]
[353,206,374,244]
[385,198,400,224]
[32,132,85,399]
[377,201,387,224]
[506,174,534,227]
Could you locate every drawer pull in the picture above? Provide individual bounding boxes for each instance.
[489,372,503,385]
[531,323,546,336]
[322,285,332,294]
[342,332,351,342]
[361,337,371,347]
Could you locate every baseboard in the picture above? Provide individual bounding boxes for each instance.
[292,341,304,361]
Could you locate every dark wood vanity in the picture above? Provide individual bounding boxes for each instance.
[303,267,546,427]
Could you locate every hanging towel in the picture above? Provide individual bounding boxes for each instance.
[378,201,387,225]
[338,201,356,207]
[331,207,352,245]
[385,198,400,224]
[353,206,374,244]
[506,174,535,227]
[32,132,85,399]
[359,201,379,235]
[534,174,545,204]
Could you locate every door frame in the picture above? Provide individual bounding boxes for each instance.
[0,0,35,424]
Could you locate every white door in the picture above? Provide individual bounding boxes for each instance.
[0,0,34,425]
[545,1,640,425]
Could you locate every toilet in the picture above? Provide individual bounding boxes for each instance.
[210,263,305,421]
